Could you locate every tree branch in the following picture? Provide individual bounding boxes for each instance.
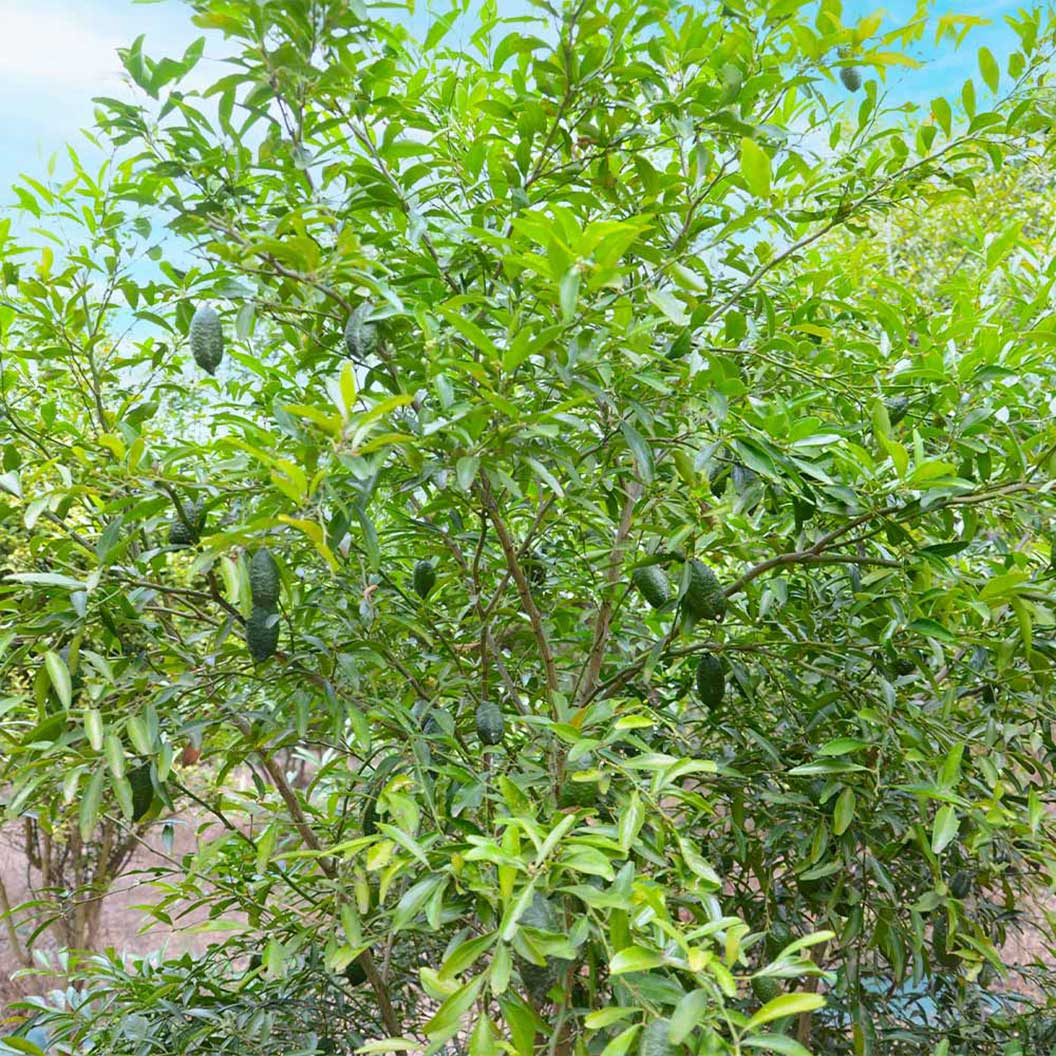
[479,481,559,700]
[576,479,641,703]
[230,715,400,1036]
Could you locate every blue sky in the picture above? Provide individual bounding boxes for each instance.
[0,0,1028,198]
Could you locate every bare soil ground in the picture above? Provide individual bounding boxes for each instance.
[0,813,223,1011]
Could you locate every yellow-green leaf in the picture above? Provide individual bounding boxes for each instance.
[746,992,825,1031]
[740,137,772,198]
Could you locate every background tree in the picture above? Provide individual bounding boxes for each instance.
[3,0,1056,1053]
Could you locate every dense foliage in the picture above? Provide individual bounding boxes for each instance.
[3,0,1056,1053]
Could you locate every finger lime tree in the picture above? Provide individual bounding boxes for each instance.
[4,0,1056,1053]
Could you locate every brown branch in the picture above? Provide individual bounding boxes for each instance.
[795,939,830,1046]
[479,481,559,700]
[577,480,641,703]
[0,871,30,968]
[725,506,900,598]
[230,715,400,1036]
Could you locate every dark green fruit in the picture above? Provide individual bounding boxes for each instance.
[524,550,547,587]
[932,914,958,968]
[765,919,793,959]
[632,565,671,609]
[344,303,377,360]
[475,701,505,746]
[639,1018,676,1056]
[949,870,972,899]
[682,560,726,622]
[519,957,561,1004]
[558,754,597,809]
[168,500,203,547]
[128,763,154,822]
[190,305,223,374]
[517,894,566,1004]
[695,653,725,709]
[344,959,367,987]
[413,559,436,599]
[892,655,916,676]
[792,495,816,530]
[839,66,862,92]
[248,953,263,972]
[246,607,279,662]
[249,547,280,610]
[886,395,910,425]
[750,975,783,1005]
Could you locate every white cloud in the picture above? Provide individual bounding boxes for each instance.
[0,2,126,91]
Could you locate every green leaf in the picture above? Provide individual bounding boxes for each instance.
[818,738,871,756]
[908,618,957,643]
[742,1036,814,1055]
[932,805,959,854]
[670,989,711,1042]
[559,268,581,321]
[1,1038,47,1056]
[609,946,664,975]
[422,976,484,1040]
[740,137,772,198]
[104,733,126,779]
[646,289,688,326]
[978,47,999,92]
[84,709,104,752]
[619,422,654,484]
[584,1008,637,1030]
[833,787,855,836]
[746,993,825,1031]
[456,456,480,492]
[437,306,499,360]
[44,650,72,708]
[79,768,106,842]
[618,791,644,852]
[599,1026,640,1056]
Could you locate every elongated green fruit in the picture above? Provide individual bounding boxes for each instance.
[839,66,862,92]
[190,305,223,374]
[413,559,437,599]
[765,919,793,959]
[524,549,547,587]
[168,499,203,547]
[632,564,671,609]
[885,395,910,425]
[639,1018,676,1056]
[249,547,280,610]
[932,914,958,968]
[128,763,154,822]
[683,559,726,621]
[516,894,568,1004]
[476,701,505,746]
[949,870,972,899]
[695,653,725,709]
[247,607,279,662]
[344,303,377,360]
